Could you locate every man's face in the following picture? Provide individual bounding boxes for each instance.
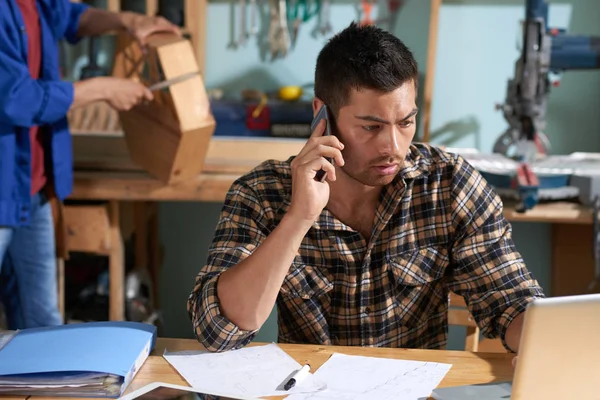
[329,81,418,187]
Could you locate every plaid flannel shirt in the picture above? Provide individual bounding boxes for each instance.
[187,143,544,352]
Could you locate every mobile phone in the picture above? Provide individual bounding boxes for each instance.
[310,104,334,182]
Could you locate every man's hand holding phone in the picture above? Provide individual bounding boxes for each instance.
[288,112,344,223]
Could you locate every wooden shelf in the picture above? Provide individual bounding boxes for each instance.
[70,168,596,224]
[70,133,596,224]
[502,201,594,225]
[72,134,306,174]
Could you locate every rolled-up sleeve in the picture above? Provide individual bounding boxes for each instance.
[187,180,271,352]
[447,155,545,350]
[61,0,90,44]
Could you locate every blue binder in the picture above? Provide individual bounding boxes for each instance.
[0,321,156,397]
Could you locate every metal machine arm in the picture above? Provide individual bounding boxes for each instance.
[494,0,600,162]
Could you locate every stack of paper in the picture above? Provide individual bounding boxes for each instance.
[163,343,327,398]
[0,372,123,397]
[286,353,452,400]
[0,321,156,398]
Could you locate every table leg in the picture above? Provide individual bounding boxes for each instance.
[133,201,161,309]
[109,200,125,321]
[147,202,161,308]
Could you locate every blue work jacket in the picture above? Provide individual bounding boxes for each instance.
[0,0,89,226]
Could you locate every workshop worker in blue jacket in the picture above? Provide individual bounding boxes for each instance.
[0,0,180,329]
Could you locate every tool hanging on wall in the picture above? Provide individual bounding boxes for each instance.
[237,0,248,46]
[268,0,290,59]
[227,0,327,54]
[288,0,320,47]
[359,0,374,26]
[317,0,332,36]
[381,0,405,32]
[228,0,238,49]
[249,0,259,36]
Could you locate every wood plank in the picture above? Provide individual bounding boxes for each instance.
[422,0,442,142]
[70,135,599,224]
[108,201,125,321]
[448,308,476,328]
[70,172,597,224]
[551,224,598,296]
[71,171,241,202]
[107,0,120,12]
[71,135,306,175]
[63,205,112,254]
[145,0,157,16]
[503,202,594,225]
[184,0,207,77]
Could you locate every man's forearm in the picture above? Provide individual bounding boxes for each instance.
[76,8,136,37]
[217,213,313,331]
[505,312,526,352]
[70,78,107,110]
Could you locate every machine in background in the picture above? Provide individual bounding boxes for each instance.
[473,0,600,290]
[487,0,600,212]
[494,0,600,163]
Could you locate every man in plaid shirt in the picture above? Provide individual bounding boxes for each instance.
[188,22,544,356]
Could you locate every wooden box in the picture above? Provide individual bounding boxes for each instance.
[112,32,215,185]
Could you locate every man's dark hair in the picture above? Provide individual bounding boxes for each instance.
[314,22,419,117]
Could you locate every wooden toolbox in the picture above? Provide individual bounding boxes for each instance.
[111,32,216,185]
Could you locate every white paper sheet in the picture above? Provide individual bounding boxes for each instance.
[285,353,452,400]
[163,343,327,398]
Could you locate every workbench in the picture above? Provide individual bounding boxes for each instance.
[66,134,598,323]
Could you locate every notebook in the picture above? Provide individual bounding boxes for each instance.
[0,321,156,397]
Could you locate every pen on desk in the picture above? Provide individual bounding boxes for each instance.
[284,364,311,391]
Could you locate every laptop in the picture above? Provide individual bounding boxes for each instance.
[432,293,600,400]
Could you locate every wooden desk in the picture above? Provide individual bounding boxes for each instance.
[9,338,513,400]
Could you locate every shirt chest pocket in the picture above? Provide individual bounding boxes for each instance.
[386,246,449,326]
[386,246,448,286]
[280,263,333,299]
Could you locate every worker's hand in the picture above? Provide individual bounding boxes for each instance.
[122,13,181,46]
[512,355,518,368]
[288,118,345,222]
[101,77,154,111]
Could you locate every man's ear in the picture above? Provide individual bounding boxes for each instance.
[312,97,325,117]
